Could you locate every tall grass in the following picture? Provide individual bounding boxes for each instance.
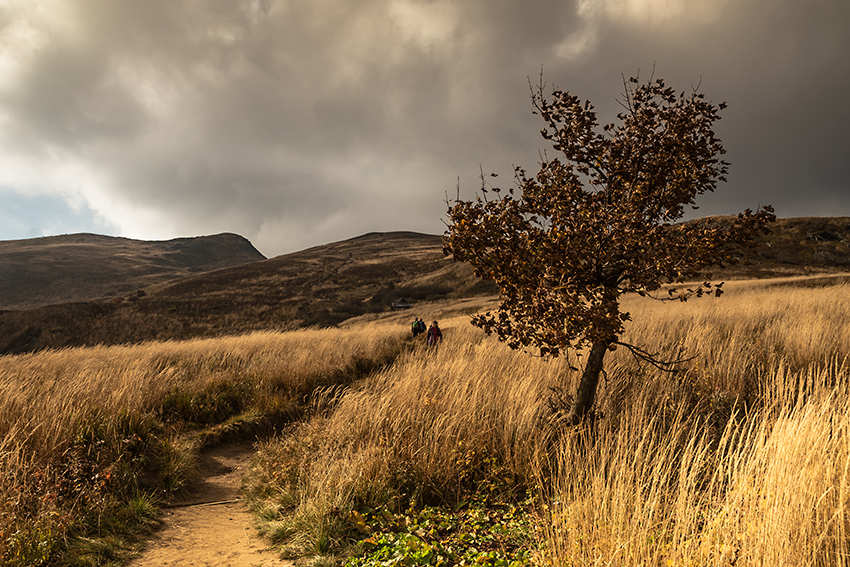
[6,277,850,565]
[247,320,558,557]
[528,281,850,566]
[249,279,850,565]
[542,365,850,566]
[0,324,406,565]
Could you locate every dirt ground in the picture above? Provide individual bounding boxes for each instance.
[129,443,292,567]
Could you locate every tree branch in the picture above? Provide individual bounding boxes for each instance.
[614,341,695,373]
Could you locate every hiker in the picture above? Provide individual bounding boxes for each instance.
[426,321,442,346]
[417,318,426,336]
[411,317,422,338]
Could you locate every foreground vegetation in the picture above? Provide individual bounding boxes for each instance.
[0,325,406,565]
[4,275,850,565]
[247,276,850,566]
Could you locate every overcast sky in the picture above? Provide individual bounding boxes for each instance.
[0,0,847,257]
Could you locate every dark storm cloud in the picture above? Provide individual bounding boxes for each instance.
[577,0,850,218]
[0,0,847,255]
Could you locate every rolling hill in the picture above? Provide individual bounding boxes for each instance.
[0,231,491,354]
[735,216,850,275]
[2,217,850,355]
[0,232,266,310]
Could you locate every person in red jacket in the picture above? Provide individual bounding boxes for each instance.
[426,321,443,346]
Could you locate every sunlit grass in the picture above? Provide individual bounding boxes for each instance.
[0,324,406,565]
[6,276,850,565]
[249,278,850,565]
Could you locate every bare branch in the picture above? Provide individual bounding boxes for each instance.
[614,341,696,373]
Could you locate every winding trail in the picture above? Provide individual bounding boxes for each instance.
[129,443,292,567]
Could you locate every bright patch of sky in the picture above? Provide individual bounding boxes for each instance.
[0,187,118,239]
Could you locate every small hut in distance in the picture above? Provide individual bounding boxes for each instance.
[391,298,413,310]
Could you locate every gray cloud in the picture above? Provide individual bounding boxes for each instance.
[0,0,847,256]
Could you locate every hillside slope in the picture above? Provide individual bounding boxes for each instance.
[745,216,850,274]
[0,232,266,310]
[0,232,490,354]
[2,218,850,355]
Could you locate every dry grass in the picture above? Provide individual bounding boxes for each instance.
[6,276,850,565]
[542,366,850,566]
[249,278,850,565]
[539,280,850,566]
[0,324,406,460]
[0,324,407,565]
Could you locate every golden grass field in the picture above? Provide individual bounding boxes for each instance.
[3,275,850,565]
[0,326,408,565]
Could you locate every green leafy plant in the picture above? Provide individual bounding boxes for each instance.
[344,495,535,567]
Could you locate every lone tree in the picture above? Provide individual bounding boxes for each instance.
[443,75,775,423]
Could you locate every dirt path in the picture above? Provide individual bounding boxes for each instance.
[129,443,292,567]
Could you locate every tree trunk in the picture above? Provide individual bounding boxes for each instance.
[566,340,610,424]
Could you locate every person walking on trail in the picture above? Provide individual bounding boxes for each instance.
[426,321,443,346]
[412,318,426,338]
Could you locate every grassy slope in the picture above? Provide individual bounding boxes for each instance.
[4,273,850,565]
[702,216,850,278]
[249,276,850,566]
[0,232,493,354]
[0,232,266,310]
[0,324,409,566]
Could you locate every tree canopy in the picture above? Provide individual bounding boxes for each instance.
[443,75,775,422]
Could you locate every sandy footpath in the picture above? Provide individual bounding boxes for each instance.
[129,443,292,567]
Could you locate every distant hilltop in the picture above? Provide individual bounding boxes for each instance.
[4,217,850,312]
[0,232,265,310]
[704,216,850,278]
